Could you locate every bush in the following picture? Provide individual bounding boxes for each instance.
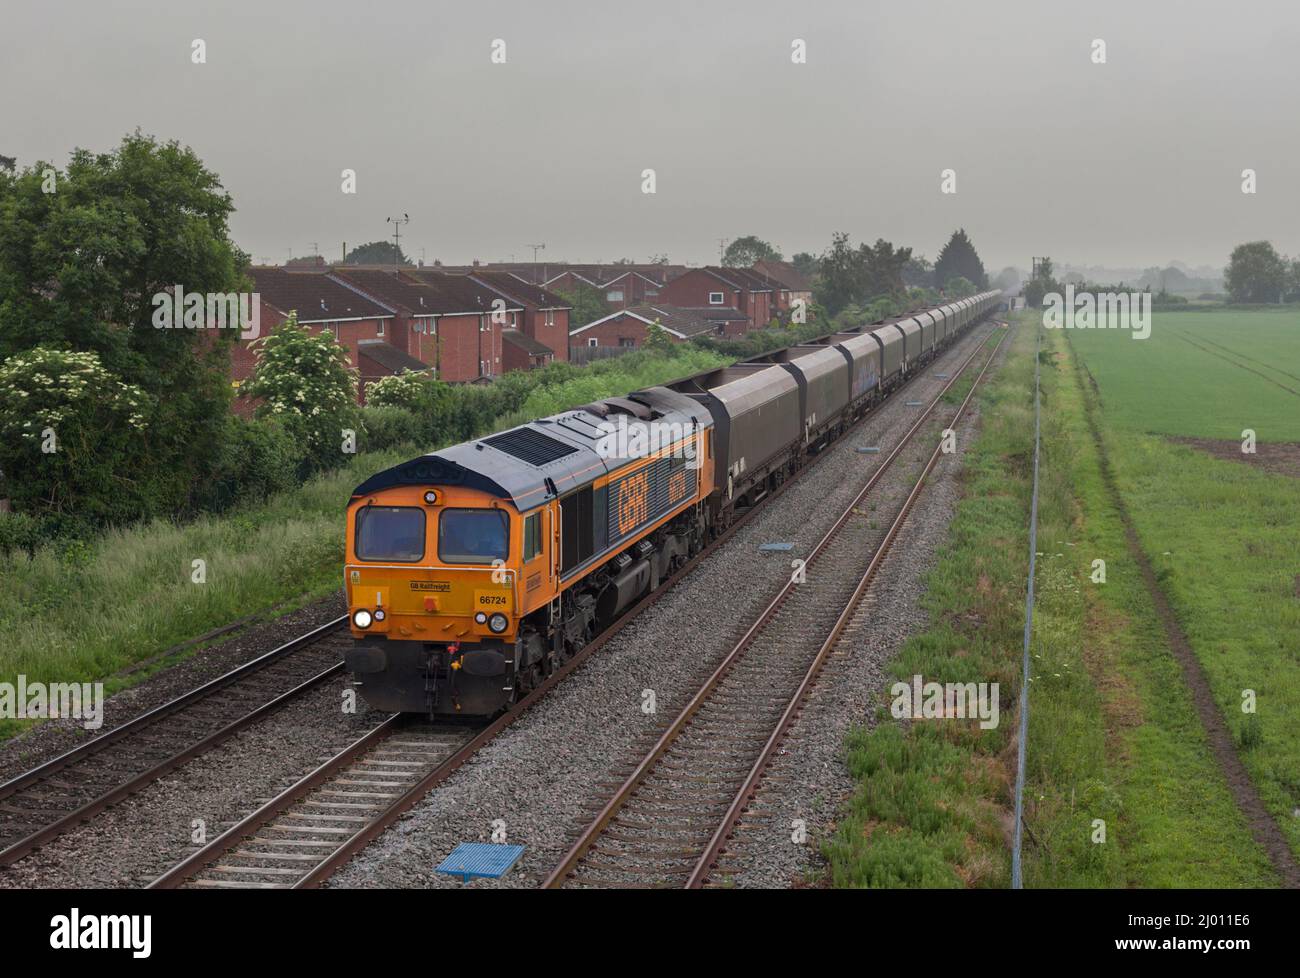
[241,313,360,474]
[359,405,425,453]
[0,512,45,556]
[0,347,155,524]
[193,415,301,513]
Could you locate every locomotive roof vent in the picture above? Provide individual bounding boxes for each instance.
[483,426,580,467]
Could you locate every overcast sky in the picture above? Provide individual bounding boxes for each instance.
[4,0,1297,272]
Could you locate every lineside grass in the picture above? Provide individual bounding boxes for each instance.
[823,315,1277,887]
[0,350,722,740]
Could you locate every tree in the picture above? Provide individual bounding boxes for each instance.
[242,313,359,472]
[344,240,410,266]
[992,266,1022,293]
[790,252,819,280]
[902,254,934,288]
[0,131,248,520]
[944,276,976,298]
[814,232,862,315]
[934,229,988,291]
[644,321,676,354]
[860,238,912,297]
[1225,241,1289,303]
[554,283,610,328]
[722,235,783,267]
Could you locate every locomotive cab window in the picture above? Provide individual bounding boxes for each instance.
[355,506,426,562]
[439,509,509,564]
[523,511,544,562]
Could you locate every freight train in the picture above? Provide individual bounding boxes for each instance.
[344,291,1002,717]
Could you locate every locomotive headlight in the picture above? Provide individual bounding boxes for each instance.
[353,609,373,629]
[373,609,386,622]
[474,612,488,625]
[423,490,438,505]
[488,613,509,634]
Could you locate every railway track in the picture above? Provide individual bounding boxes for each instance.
[147,323,1001,889]
[0,616,351,868]
[149,717,478,888]
[543,326,1007,889]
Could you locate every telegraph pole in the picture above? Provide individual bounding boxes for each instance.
[386,214,410,274]
[718,238,728,264]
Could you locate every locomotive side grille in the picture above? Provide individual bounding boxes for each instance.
[607,454,697,547]
[484,427,579,466]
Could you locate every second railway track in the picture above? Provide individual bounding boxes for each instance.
[543,326,1007,889]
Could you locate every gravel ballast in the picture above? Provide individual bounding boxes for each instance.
[327,325,1006,889]
[2,324,1006,889]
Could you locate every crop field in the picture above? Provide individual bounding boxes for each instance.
[1067,309,1300,440]
[1069,310,1300,862]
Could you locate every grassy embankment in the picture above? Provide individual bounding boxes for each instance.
[0,347,726,739]
[824,312,1282,887]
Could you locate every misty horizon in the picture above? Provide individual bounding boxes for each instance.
[5,0,1297,274]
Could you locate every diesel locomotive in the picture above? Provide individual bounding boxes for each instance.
[343,291,1002,718]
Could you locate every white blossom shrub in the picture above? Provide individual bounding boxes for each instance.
[241,313,360,471]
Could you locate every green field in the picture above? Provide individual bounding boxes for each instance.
[1069,309,1300,862]
[1066,309,1300,440]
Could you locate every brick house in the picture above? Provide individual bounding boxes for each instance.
[657,266,774,332]
[331,268,523,384]
[570,303,748,353]
[590,269,665,309]
[451,269,571,363]
[502,329,556,371]
[328,268,443,366]
[239,267,396,415]
[752,260,813,315]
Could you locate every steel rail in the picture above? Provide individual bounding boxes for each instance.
[150,321,998,889]
[0,616,348,867]
[543,327,1004,888]
[686,326,1007,887]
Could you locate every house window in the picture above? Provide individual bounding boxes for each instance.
[708,292,724,305]
[619,338,636,348]
[644,289,658,298]
[377,320,385,336]
[545,310,555,326]
[606,289,624,302]
[588,338,598,348]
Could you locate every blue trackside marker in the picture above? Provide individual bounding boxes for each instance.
[759,542,794,552]
[905,400,923,407]
[934,372,949,379]
[436,842,525,883]
[855,446,881,454]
